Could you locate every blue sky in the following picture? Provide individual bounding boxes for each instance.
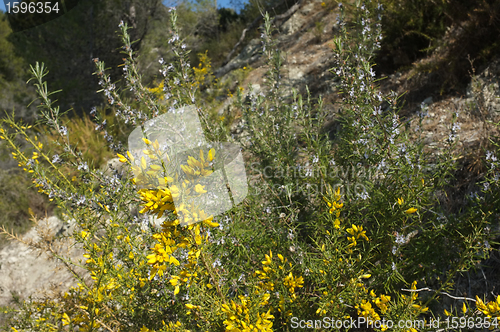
[0,0,240,13]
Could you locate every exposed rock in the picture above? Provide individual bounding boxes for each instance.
[215,39,262,78]
[288,67,305,81]
[217,84,262,116]
[422,96,433,106]
[0,216,85,307]
[465,57,500,119]
[300,3,316,15]
[281,10,308,35]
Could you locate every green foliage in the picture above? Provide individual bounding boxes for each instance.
[176,0,301,69]
[0,0,298,120]
[374,0,500,91]
[239,0,294,25]
[376,0,451,67]
[0,2,500,332]
[44,112,116,171]
[0,12,37,119]
[313,21,325,43]
[6,0,165,114]
[0,13,24,83]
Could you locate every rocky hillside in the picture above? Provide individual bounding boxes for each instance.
[215,0,500,150]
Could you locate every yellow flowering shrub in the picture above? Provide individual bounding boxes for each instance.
[1,3,499,332]
[193,51,214,90]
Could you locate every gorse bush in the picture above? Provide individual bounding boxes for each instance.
[1,2,500,332]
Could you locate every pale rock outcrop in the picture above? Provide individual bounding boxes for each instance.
[0,216,85,307]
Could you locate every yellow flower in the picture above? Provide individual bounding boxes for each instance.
[334,219,340,229]
[127,150,135,162]
[347,236,357,248]
[355,300,380,322]
[202,215,219,228]
[397,197,404,205]
[117,153,127,163]
[405,207,417,214]
[412,304,429,313]
[208,148,215,161]
[195,184,207,194]
[375,294,391,313]
[277,254,285,263]
[81,231,89,240]
[62,312,71,326]
[347,224,369,241]
[262,250,273,265]
[324,187,343,214]
[283,272,304,293]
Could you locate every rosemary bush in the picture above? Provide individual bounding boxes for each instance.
[1,2,499,332]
